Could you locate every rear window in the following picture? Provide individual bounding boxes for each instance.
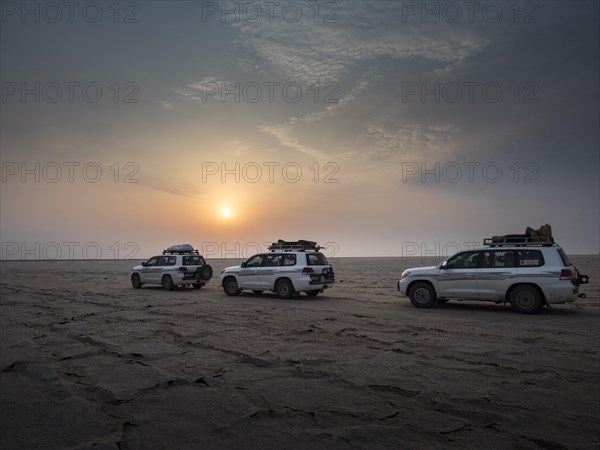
[183,255,206,266]
[556,248,572,266]
[306,252,328,266]
[516,250,545,267]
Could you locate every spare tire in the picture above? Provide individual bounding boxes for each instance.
[198,265,213,280]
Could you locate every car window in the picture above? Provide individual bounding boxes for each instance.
[263,254,282,267]
[166,256,177,266]
[282,254,296,266]
[516,250,544,267]
[446,251,480,269]
[156,256,169,266]
[183,255,205,266]
[245,255,264,267]
[145,256,159,267]
[306,253,328,266]
[481,250,516,268]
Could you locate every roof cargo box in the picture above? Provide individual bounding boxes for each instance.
[484,224,554,247]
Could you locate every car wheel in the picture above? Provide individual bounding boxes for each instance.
[275,279,294,299]
[509,285,543,314]
[223,277,241,296]
[252,290,264,294]
[408,282,436,308]
[306,290,320,297]
[131,273,142,289]
[198,265,213,281]
[192,283,203,289]
[162,275,174,291]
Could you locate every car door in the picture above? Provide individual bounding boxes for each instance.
[259,253,283,289]
[438,251,480,298]
[153,256,171,283]
[476,250,517,300]
[139,256,160,283]
[237,254,264,289]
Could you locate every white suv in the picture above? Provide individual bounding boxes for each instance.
[398,239,589,314]
[130,245,213,290]
[219,240,335,299]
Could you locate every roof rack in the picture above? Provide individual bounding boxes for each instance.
[483,236,555,247]
[268,240,321,252]
[163,244,199,255]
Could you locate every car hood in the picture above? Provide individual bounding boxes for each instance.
[222,265,241,272]
[132,264,144,271]
[403,266,439,275]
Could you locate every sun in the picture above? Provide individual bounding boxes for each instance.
[222,208,232,218]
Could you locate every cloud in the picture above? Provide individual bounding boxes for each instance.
[172,76,236,103]
[159,100,175,110]
[231,2,488,84]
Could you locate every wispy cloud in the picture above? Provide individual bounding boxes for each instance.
[231,2,488,84]
[159,100,175,110]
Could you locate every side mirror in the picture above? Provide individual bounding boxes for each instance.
[241,261,247,268]
[440,261,448,269]
[141,262,147,267]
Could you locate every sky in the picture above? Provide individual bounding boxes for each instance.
[1,1,599,260]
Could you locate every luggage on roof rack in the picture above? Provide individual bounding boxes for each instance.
[484,224,555,247]
[268,239,321,252]
[163,244,199,254]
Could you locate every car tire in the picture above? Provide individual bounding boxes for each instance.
[192,283,203,289]
[223,277,241,296]
[306,290,320,297]
[198,265,213,281]
[509,285,543,314]
[275,279,294,299]
[408,282,437,308]
[162,275,174,291]
[131,273,142,289]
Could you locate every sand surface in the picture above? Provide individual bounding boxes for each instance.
[1,256,599,449]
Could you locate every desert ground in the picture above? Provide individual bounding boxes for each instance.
[1,256,599,450]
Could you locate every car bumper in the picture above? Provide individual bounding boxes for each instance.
[542,282,580,304]
[398,279,409,296]
[295,277,334,291]
[171,273,204,285]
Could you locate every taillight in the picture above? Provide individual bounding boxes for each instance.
[559,269,573,280]
[178,267,188,273]
[302,267,314,274]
